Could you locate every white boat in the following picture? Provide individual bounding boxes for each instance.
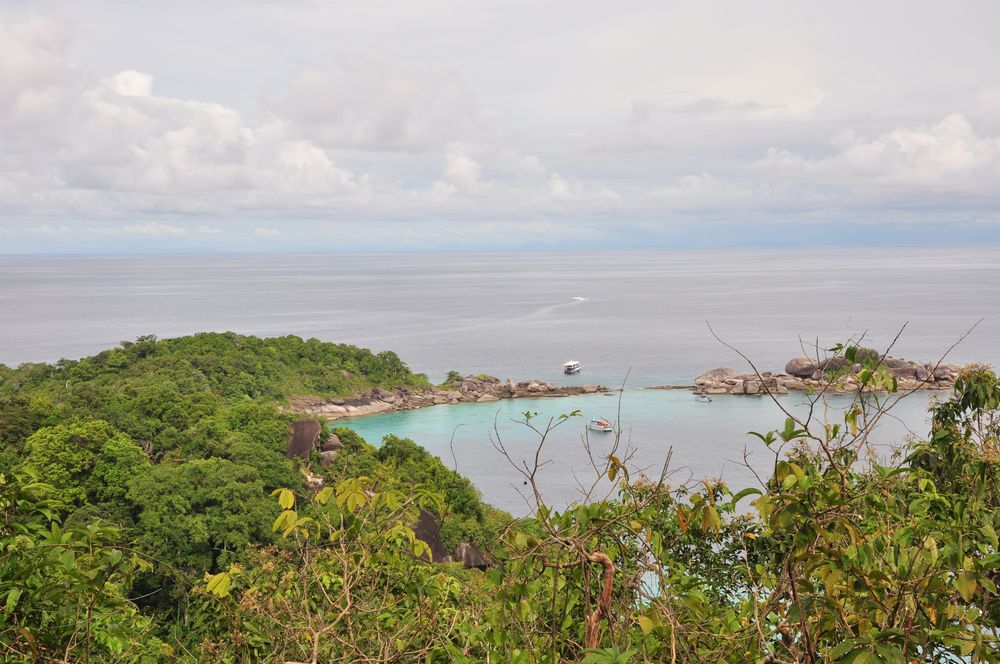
[694,393,712,403]
[563,360,581,374]
[588,418,613,432]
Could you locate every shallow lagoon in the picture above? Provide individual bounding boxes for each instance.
[338,387,939,516]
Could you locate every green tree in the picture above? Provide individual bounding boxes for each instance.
[0,470,168,662]
[128,458,276,574]
[18,419,148,508]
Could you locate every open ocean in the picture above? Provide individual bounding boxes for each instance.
[2,248,997,513]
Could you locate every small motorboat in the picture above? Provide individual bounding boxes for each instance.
[588,418,613,432]
[563,360,582,374]
[694,392,713,403]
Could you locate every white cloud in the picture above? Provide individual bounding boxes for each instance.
[760,114,1000,192]
[272,55,480,152]
[104,70,152,97]
[123,222,188,237]
[547,172,620,204]
[0,16,76,130]
[0,15,366,219]
[253,227,280,237]
[29,224,72,236]
[439,143,482,193]
[2,4,1000,251]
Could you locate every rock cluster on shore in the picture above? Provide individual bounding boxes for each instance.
[288,374,606,419]
[692,354,963,395]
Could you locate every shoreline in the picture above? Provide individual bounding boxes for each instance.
[287,374,610,420]
[675,355,963,396]
[286,353,966,422]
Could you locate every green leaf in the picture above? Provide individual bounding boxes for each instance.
[828,639,857,660]
[315,486,333,505]
[732,487,762,503]
[205,571,232,597]
[5,588,21,613]
[849,651,879,664]
[272,509,297,535]
[957,571,978,601]
[638,615,654,635]
[983,522,999,548]
[271,487,296,509]
[514,532,527,549]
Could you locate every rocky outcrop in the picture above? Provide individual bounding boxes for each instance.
[319,433,342,452]
[288,375,609,421]
[302,468,325,492]
[453,542,489,570]
[784,356,817,378]
[694,368,737,386]
[286,419,323,459]
[688,355,964,396]
[413,509,451,564]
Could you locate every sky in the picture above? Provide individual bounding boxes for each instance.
[1,0,999,252]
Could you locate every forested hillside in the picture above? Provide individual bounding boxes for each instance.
[2,336,1000,662]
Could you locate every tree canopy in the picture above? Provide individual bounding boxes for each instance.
[3,335,1000,662]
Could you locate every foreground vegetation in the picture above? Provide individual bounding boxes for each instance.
[2,334,1000,662]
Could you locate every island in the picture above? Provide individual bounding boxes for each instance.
[651,352,964,395]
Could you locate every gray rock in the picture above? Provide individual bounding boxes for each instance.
[695,368,738,386]
[817,357,850,373]
[476,394,500,402]
[779,378,808,390]
[304,472,325,492]
[883,357,920,379]
[453,542,489,570]
[319,450,338,467]
[784,356,817,378]
[320,433,342,452]
[931,363,959,380]
[413,510,451,563]
[286,419,322,459]
[729,381,760,395]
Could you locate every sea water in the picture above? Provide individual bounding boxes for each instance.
[1,248,996,513]
[337,388,939,514]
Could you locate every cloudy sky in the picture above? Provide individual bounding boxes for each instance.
[1,0,999,252]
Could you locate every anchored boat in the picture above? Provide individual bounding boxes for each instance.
[563,360,581,374]
[588,418,613,432]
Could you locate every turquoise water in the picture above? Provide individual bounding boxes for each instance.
[1,250,987,516]
[338,388,938,516]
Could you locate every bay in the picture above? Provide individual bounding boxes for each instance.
[338,388,938,515]
[1,248,995,514]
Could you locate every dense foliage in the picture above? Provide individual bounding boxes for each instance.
[3,335,1000,662]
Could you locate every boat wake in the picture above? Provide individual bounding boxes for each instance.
[571,296,589,302]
